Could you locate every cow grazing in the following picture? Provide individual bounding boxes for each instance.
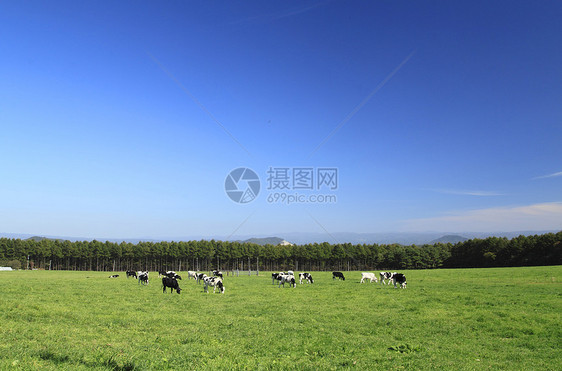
[138,272,149,285]
[204,276,225,294]
[360,272,377,283]
[162,277,181,294]
[126,270,137,279]
[272,272,285,285]
[279,274,296,288]
[298,273,314,284]
[379,272,395,285]
[392,273,407,288]
[332,271,345,281]
[187,271,197,280]
[197,273,207,284]
[109,274,119,278]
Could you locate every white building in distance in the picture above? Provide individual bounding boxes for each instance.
[278,240,294,246]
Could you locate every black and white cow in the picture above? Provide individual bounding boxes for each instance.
[126,270,137,279]
[109,274,119,278]
[137,271,148,278]
[392,273,407,288]
[197,273,207,284]
[204,276,225,294]
[278,274,296,288]
[162,277,181,294]
[332,271,345,281]
[211,270,223,279]
[360,272,377,283]
[138,271,149,285]
[165,271,182,280]
[272,272,285,285]
[379,272,395,285]
[298,273,314,284]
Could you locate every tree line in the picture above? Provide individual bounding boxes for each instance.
[0,231,560,272]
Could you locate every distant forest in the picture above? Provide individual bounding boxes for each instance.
[0,231,560,272]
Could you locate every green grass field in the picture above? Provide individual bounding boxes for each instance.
[1,266,560,370]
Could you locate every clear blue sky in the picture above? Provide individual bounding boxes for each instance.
[1,1,561,239]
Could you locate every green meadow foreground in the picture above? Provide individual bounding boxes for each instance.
[0,267,560,370]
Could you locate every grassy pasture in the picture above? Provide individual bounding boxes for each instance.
[0,267,560,370]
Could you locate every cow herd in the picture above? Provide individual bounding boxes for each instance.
[123,269,225,295]
[348,271,407,288]
[118,269,407,295]
[271,271,407,288]
[357,271,407,288]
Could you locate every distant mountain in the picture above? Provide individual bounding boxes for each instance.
[26,236,47,242]
[239,237,288,246]
[26,236,66,242]
[430,235,469,244]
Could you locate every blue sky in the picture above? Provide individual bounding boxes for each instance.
[1,1,561,240]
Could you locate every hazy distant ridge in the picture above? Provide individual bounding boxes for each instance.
[238,237,285,245]
[430,235,469,244]
[26,236,66,242]
[1,230,558,246]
